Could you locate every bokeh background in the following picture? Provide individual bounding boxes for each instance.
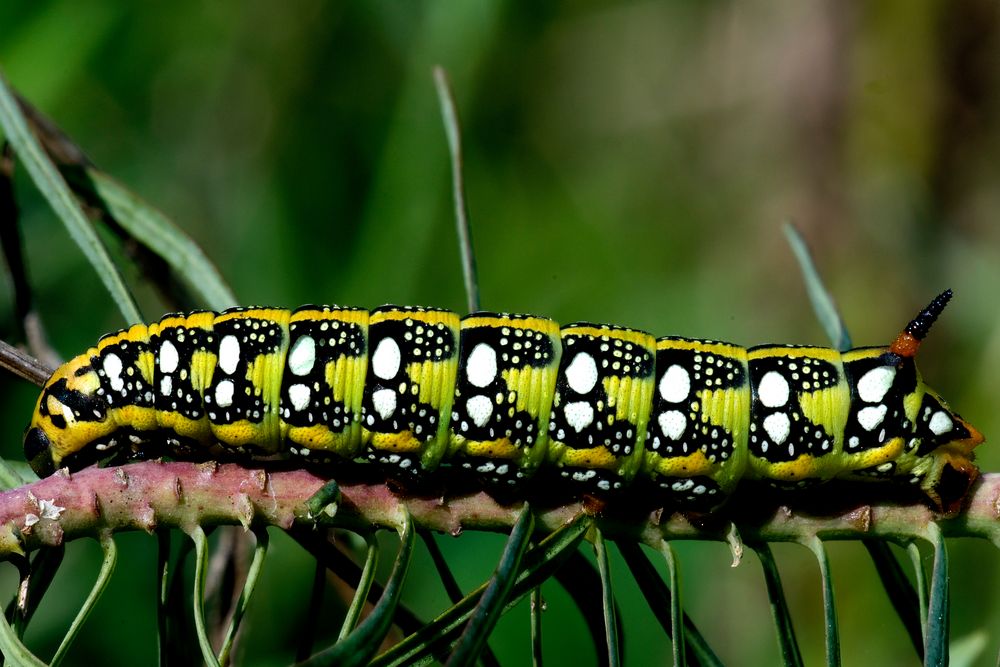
[1,2,999,665]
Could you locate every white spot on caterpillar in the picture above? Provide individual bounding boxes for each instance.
[671,479,694,492]
[372,388,397,419]
[659,365,690,403]
[929,411,953,436]
[466,343,498,388]
[289,384,311,411]
[564,401,594,432]
[60,404,75,426]
[372,338,401,380]
[215,380,235,408]
[466,395,493,427]
[857,405,887,432]
[565,353,598,395]
[219,335,240,375]
[858,367,895,403]
[288,335,316,376]
[763,412,791,445]
[658,410,687,440]
[159,340,179,374]
[103,353,124,392]
[160,376,172,396]
[758,371,789,408]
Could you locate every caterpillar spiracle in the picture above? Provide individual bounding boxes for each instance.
[24,291,984,511]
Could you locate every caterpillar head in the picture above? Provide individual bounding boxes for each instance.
[890,290,984,512]
[24,351,115,478]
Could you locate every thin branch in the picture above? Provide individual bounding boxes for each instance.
[0,339,53,387]
[0,463,995,560]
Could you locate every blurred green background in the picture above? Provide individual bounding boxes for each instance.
[1,1,999,665]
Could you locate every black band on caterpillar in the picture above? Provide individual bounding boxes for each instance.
[24,295,984,511]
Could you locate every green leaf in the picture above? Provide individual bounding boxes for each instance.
[617,540,721,667]
[337,532,378,641]
[659,542,686,667]
[864,540,923,659]
[433,65,480,314]
[783,224,851,352]
[802,537,840,667]
[189,526,221,667]
[302,510,415,667]
[753,543,804,667]
[530,581,543,667]
[50,533,117,667]
[0,461,26,492]
[553,551,621,660]
[156,531,171,667]
[7,546,64,639]
[593,528,621,667]
[86,171,238,312]
[0,70,142,325]
[924,524,950,667]
[216,528,268,667]
[907,542,929,637]
[447,505,533,666]
[296,561,326,663]
[0,609,47,667]
[371,514,592,667]
[422,531,467,607]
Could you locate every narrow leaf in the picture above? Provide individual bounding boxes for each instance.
[288,528,427,638]
[0,610,46,667]
[157,531,170,667]
[753,543,804,667]
[803,536,840,667]
[216,528,268,667]
[7,546,65,636]
[301,511,415,667]
[530,582,543,667]
[86,171,238,311]
[0,460,26,491]
[447,505,534,667]
[371,514,592,667]
[924,524,950,667]
[863,540,924,659]
[190,526,222,667]
[422,531,466,606]
[593,528,620,667]
[433,66,480,314]
[50,533,118,667]
[337,532,379,641]
[660,542,686,667]
[907,542,929,638]
[296,561,326,663]
[553,551,620,662]
[617,540,721,667]
[0,70,142,325]
[783,223,851,352]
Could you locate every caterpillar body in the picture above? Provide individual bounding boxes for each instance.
[24,293,984,510]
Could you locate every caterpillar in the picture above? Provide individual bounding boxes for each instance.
[23,292,984,511]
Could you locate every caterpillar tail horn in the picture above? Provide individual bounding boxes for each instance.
[889,289,953,358]
[887,290,985,512]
